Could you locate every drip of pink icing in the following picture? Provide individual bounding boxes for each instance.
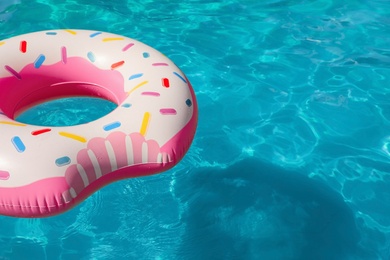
[65,132,162,196]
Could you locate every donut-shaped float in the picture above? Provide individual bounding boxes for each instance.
[0,30,197,217]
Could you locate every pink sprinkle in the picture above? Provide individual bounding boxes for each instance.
[141,92,160,97]
[160,108,177,115]
[61,46,67,64]
[0,170,10,180]
[4,65,21,79]
[122,43,134,52]
[152,63,169,66]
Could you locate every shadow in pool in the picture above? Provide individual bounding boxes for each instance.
[175,158,363,260]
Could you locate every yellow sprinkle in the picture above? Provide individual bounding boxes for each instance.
[140,112,150,136]
[102,37,124,42]
[0,42,5,46]
[64,29,77,35]
[128,81,148,95]
[0,121,26,126]
[59,132,87,143]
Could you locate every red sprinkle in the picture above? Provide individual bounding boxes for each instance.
[162,78,170,88]
[31,128,52,136]
[111,60,125,70]
[20,40,27,53]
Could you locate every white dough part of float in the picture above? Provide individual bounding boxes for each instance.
[0,29,198,217]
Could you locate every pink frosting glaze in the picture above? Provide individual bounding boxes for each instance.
[0,57,128,118]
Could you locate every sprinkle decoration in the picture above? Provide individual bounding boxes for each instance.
[87,51,96,62]
[20,40,27,53]
[89,32,102,38]
[128,81,148,95]
[65,29,77,35]
[173,72,187,83]
[11,136,26,153]
[55,156,71,167]
[31,128,52,136]
[0,170,10,180]
[141,92,160,97]
[61,46,67,64]
[140,112,151,136]
[162,78,170,88]
[0,121,26,126]
[102,37,124,42]
[152,63,169,66]
[4,65,21,79]
[103,121,121,131]
[160,108,177,115]
[111,60,125,70]
[59,132,87,143]
[34,54,46,68]
[129,73,143,80]
[122,43,134,52]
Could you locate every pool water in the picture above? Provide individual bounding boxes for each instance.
[1,0,390,259]
[16,97,117,126]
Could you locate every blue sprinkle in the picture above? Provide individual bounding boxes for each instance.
[87,52,95,62]
[55,156,71,167]
[129,73,143,80]
[11,136,25,153]
[186,99,192,107]
[90,32,102,38]
[173,72,187,83]
[143,52,150,58]
[46,32,57,35]
[103,121,121,131]
[122,103,132,108]
[34,54,45,68]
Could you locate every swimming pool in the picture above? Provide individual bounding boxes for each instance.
[1,0,390,259]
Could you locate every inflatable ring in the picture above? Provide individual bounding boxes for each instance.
[0,30,197,217]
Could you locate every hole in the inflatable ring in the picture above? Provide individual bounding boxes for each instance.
[7,81,121,127]
[16,97,117,127]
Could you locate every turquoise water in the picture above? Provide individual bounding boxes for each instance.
[1,0,390,259]
[16,97,117,126]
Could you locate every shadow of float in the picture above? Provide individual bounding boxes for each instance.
[175,158,363,260]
